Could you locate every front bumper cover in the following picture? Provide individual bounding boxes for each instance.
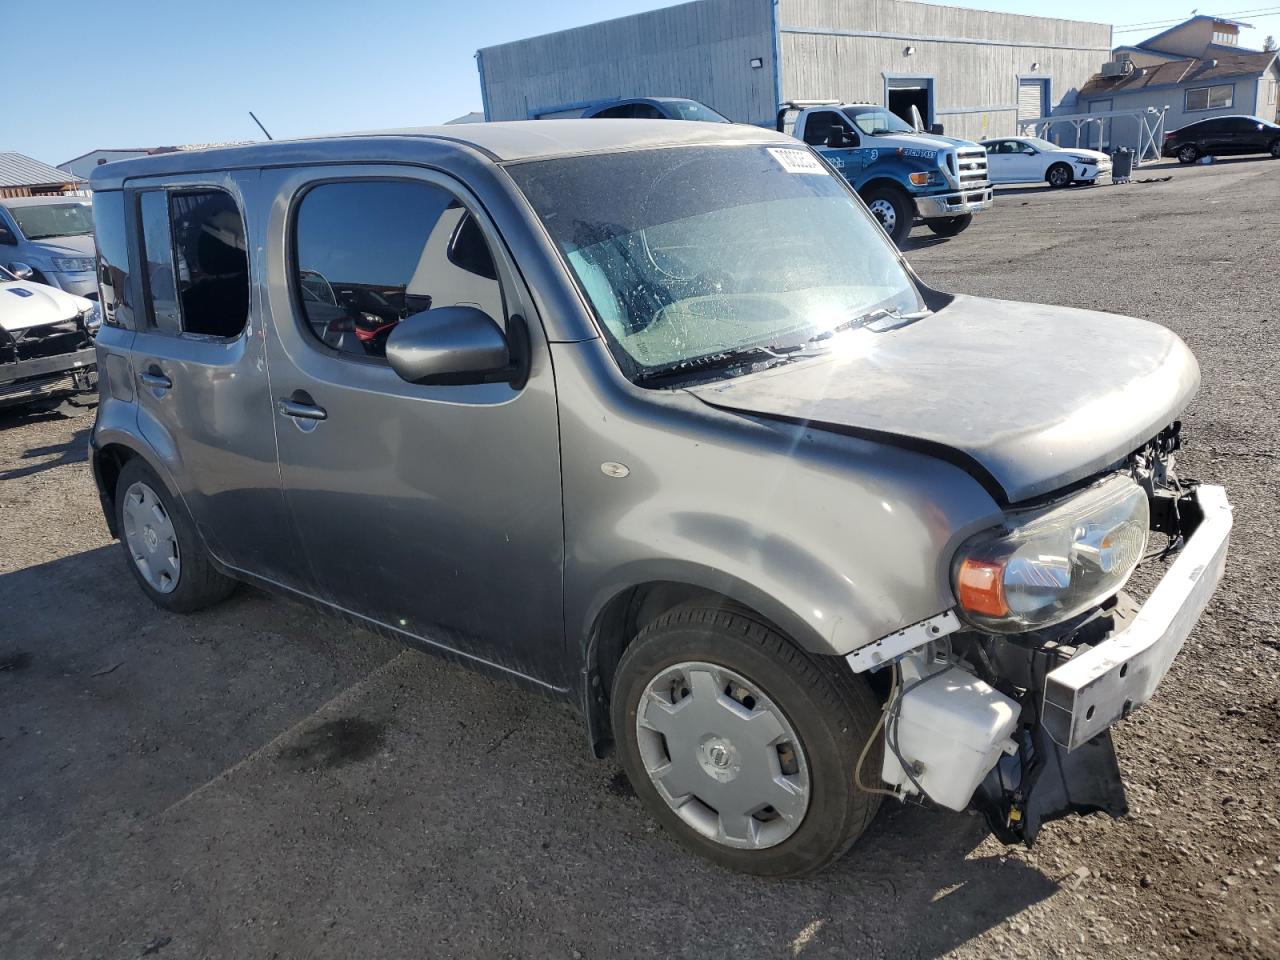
[1041,483,1232,751]
[915,187,994,219]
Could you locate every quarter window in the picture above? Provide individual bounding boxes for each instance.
[91,191,133,328]
[1185,84,1233,112]
[292,180,503,362]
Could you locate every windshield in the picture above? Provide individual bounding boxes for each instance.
[845,107,917,136]
[8,202,94,240]
[1023,137,1058,151]
[668,100,730,123]
[510,144,921,381]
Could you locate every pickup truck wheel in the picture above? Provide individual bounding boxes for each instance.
[925,214,972,237]
[1047,163,1073,188]
[1177,144,1198,164]
[115,459,236,613]
[611,602,882,877]
[860,186,913,246]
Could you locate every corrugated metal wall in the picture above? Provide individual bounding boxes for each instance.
[478,0,778,125]
[777,0,1112,141]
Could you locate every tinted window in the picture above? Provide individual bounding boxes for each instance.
[138,191,182,335]
[591,104,634,119]
[802,111,846,146]
[293,180,503,361]
[91,190,133,328]
[631,103,666,119]
[167,190,249,338]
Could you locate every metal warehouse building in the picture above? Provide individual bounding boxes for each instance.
[476,0,1113,141]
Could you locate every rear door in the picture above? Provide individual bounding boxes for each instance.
[126,173,299,586]
[259,165,566,683]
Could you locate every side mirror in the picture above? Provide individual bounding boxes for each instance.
[385,305,511,385]
[0,226,17,245]
[8,262,33,280]
[929,123,945,136]
[825,128,849,149]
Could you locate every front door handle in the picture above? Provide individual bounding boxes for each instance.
[278,392,327,421]
[138,369,172,390]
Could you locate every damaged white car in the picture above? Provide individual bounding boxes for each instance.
[1,264,98,410]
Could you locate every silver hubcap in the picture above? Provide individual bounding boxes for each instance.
[868,198,897,233]
[635,661,810,850]
[1181,147,1196,162]
[122,481,181,593]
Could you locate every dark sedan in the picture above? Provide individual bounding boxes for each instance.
[1162,114,1280,163]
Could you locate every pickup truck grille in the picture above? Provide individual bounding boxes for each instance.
[954,147,989,187]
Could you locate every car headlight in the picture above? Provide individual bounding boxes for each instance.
[52,257,96,273]
[1070,156,1098,166]
[952,475,1149,632]
[81,303,102,337]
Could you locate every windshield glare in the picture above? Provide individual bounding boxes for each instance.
[669,100,730,123]
[510,144,921,380]
[1023,137,1058,151]
[846,108,916,136]
[9,202,94,240]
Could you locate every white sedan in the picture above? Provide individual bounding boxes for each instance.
[979,136,1112,188]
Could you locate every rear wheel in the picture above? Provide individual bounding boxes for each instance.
[860,185,913,246]
[611,602,883,877]
[1177,144,1199,164]
[1047,163,1073,188]
[115,458,237,613]
[925,214,972,238]
[1269,139,1280,159]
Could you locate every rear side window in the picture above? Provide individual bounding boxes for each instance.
[91,191,133,328]
[136,188,249,339]
[292,179,503,362]
[591,104,635,118]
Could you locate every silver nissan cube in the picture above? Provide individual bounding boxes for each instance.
[88,121,1230,877]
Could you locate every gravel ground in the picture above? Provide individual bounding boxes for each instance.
[1,157,1277,960]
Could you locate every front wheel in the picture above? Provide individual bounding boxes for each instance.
[925,214,972,238]
[611,602,883,877]
[1177,144,1199,164]
[1269,139,1280,159]
[860,186,914,246]
[1047,163,1073,188]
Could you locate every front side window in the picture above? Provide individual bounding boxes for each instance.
[845,107,916,136]
[1185,84,1233,112]
[91,190,132,328]
[509,144,921,382]
[802,111,848,146]
[9,201,94,241]
[292,179,503,361]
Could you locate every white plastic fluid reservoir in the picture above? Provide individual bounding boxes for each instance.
[881,667,1020,811]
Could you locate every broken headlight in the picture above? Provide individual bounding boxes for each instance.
[952,475,1149,633]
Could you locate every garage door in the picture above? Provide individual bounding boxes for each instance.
[1018,79,1047,124]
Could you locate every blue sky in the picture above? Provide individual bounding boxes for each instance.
[10,0,1279,165]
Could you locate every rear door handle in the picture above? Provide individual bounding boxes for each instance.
[138,370,172,390]
[278,394,327,421]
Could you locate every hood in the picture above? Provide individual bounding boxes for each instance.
[686,294,1199,505]
[0,281,91,332]
[15,233,95,259]
[1062,148,1110,162]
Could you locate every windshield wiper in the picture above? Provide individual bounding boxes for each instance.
[810,306,932,342]
[633,342,806,385]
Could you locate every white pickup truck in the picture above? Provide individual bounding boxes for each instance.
[782,101,994,245]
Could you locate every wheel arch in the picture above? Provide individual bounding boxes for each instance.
[578,572,828,758]
[856,177,912,203]
[91,433,181,539]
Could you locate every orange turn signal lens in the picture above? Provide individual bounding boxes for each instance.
[956,558,1009,618]
[909,171,930,185]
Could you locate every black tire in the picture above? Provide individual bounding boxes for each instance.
[1046,163,1073,188]
[1269,139,1280,159]
[1177,144,1198,165]
[114,458,236,613]
[925,213,972,238]
[860,185,913,246]
[611,602,883,877]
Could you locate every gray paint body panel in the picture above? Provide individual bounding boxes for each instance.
[688,294,1199,504]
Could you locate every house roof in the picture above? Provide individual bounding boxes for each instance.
[1138,15,1254,53]
[1080,49,1278,100]
[0,152,79,188]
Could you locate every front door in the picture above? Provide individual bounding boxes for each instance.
[259,166,566,686]
[125,172,298,585]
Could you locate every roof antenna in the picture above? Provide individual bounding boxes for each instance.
[249,111,274,141]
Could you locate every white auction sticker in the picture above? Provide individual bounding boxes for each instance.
[767,147,827,175]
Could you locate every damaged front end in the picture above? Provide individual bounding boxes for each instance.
[850,427,1232,845]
